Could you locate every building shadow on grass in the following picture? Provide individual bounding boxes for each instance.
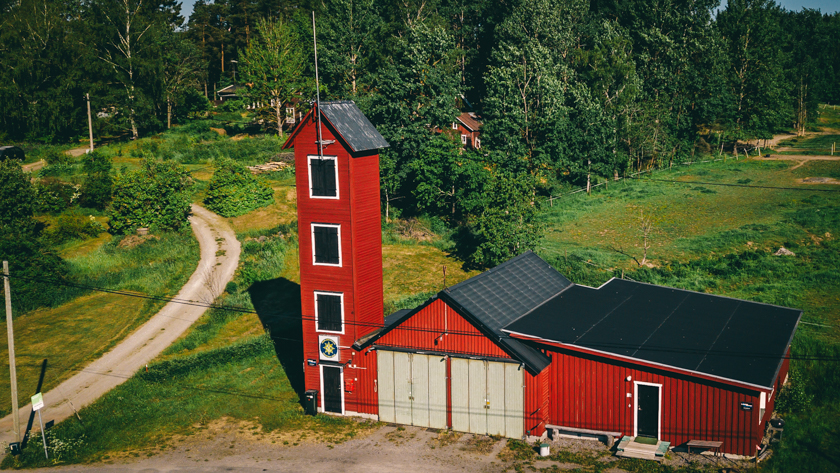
[248,277,305,404]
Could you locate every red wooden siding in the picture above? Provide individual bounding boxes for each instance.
[293,113,383,406]
[349,151,384,334]
[376,299,511,359]
[524,367,549,437]
[547,348,764,456]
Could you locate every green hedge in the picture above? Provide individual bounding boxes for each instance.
[203,159,274,217]
[139,335,274,383]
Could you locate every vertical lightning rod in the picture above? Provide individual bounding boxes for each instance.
[312,11,324,159]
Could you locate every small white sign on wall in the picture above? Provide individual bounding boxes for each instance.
[319,335,340,362]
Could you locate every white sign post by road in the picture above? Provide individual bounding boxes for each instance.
[30,393,48,459]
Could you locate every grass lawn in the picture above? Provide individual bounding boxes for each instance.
[0,232,199,419]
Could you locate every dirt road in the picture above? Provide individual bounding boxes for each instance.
[22,422,747,473]
[21,160,45,172]
[0,205,240,445]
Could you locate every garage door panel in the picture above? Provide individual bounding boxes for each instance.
[377,350,395,423]
[394,352,412,425]
[504,363,524,438]
[411,354,430,427]
[468,360,487,435]
[486,362,506,436]
[451,358,470,432]
[428,355,447,429]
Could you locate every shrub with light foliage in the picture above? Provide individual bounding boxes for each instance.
[203,159,274,217]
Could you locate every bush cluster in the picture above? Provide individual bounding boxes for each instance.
[108,159,194,234]
[203,159,274,217]
[33,178,80,214]
[42,213,105,245]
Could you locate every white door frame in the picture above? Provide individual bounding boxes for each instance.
[319,364,345,415]
[633,381,662,439]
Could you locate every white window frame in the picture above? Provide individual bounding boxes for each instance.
[633,381,662,439]
[308,155,340,200]
[285,106,296,124]
[461,134,468,145]
[314,291,345,334]
[311,223,342,267]
[475,137,481,149]
[451,122,458,130]
[319,364,346,415]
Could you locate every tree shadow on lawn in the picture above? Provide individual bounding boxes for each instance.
[248,277,305,405]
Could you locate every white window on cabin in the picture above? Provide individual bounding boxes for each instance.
[461,134,467,145]
[286,107,296,123]
[759,392,767,424]
[452,122,458,130]
[475,137,481,149]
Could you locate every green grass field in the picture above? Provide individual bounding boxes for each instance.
[0,232,199,420]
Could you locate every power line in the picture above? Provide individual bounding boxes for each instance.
[8,274,840,362]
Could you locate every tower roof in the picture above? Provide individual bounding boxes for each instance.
[282,100,389,153]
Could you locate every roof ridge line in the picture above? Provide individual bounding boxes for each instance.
[631,292,691,358]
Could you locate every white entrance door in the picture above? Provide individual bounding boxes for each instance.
[377,351,446,429]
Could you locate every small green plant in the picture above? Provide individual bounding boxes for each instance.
[33,179,80,214]
[203,159,274,217]
[776,369,814,414]
[79,151,113,210]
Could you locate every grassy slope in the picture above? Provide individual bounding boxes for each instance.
[0,233,199,419]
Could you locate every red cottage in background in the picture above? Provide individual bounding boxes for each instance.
[282,100,388,417]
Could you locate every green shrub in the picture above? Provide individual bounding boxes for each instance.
[203,159,274,217]
[42,147,72,166]
[33,178,79,214]
[776,368,814,414]
[79,151,113,210]
[0,237,69,314]
[0,159,36,234]
[42,213,105,245]
[108,159,194,234]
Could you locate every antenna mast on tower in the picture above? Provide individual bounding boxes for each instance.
[312,12,324,158]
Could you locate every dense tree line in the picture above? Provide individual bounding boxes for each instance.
[2,0,839,265]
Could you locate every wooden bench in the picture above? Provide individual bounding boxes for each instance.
[546,424,623,448]
[687,439,723,456]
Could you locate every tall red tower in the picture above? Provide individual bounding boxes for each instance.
[282,101,388,416]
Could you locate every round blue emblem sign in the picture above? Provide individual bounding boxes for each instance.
[320,338,338,358]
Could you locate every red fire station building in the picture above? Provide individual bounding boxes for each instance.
[283,101,800,458]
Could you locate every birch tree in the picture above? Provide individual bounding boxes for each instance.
[240,17,305,137]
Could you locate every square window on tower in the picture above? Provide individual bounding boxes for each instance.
[312,224,341,266]
[315,292,343,333]
[309,155,338,198]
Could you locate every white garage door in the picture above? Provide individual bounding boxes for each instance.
[377,351,446,429]
[450,358,523,438]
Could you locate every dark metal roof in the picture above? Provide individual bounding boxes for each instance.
[353,252,571,373]
[319,101,389,153]
[503,278,801,390]
[442,251,572,333]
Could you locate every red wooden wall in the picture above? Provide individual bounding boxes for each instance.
[546,347,768,456]
[293,110,383,413]
[376,298,511,359]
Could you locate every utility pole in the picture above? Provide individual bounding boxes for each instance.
[86,93,94,152]
[4,261,20,447]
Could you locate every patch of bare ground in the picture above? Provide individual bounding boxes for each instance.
[799,176,840,184]
[428,429,463,448]
[117,233,160,249]
[460,434,504,455]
